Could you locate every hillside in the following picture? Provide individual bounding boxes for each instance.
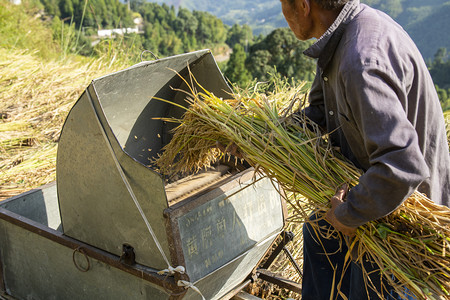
[148,0,287,35]
[0,0,132,199]
[368,0,450,59]
[148,0,450,59]
[405,2,450,59]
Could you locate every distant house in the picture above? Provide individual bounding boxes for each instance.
[97,17,143,38]
[97,27,139,38]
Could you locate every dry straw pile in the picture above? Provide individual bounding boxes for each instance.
[156,75,450,300]
[0,49,126,199]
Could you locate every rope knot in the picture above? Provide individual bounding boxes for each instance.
[178,280,205,300]
[157,265,186,276]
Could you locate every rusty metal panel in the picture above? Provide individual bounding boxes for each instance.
[0,219,170,300]
[0,186,174,300]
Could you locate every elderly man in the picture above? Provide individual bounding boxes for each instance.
[279,0,450,299]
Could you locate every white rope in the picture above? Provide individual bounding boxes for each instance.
[92,96,205,299]
[157,265,185,276]
[158,266,205,298]
[91,94,172,267]
[178,280,206,300]
[101,123,171,267]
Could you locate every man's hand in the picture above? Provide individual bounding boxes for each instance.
[326,184,357,237]
[215,141,243,159]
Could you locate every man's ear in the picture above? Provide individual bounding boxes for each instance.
[300,0,311,16]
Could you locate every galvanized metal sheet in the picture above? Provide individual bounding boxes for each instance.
[0,218,170,300]
[51,49,287,300]
[91,49,231,164]
[57,50,232,270]
[182,234,277,300]
[177,176,284,283]
[0,184,179,299]
[57,92,170,270]
[0,182,61,231]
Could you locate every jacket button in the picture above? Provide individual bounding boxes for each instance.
[329,110,334,116]
[323,76,329,82]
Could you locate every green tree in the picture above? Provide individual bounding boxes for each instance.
[225,44,251,86]
[435,85,450,111]
[246,28,315,82]
[41,0,133,30]
[436,85,448,101]
[245,49,275,82]
[178,8,198,35]
[194,11,213,45]
[430,47,450,89]
[193,10,227,45]
[59,0,74,17]
[433,47,448,65]
[41,0,60,17]
[226,24,253,50]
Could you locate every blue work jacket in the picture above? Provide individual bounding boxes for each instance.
[303,0,450,227]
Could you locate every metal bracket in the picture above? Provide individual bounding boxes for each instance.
[254,231,303,295]
[256,269,302,295]
[119,243,136,265]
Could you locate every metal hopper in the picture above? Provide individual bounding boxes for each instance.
[0,50,288,300]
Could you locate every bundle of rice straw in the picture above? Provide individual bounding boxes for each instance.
[155,75,450,300]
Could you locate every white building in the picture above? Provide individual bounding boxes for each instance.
[97,27,139,38]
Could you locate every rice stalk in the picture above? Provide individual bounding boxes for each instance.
[0,143,57,195]
[0,48,129,200]
[155,76,450,300]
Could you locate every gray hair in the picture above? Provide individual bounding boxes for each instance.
[288,0,349,10]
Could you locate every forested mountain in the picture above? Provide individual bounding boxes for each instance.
[41,0,134,29]
[147,0,287,35]
[364,0,450,59]
[147,0,450,60]
[3,0,450,111]
[11,0,450,109]
[36,0,234,57]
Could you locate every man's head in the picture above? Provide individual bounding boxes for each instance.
[281,0,347,40]
[286,0,348,11]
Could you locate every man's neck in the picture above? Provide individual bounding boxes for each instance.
[311,3,343,38]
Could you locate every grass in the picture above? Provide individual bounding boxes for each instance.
[0,48,129,200]
[0,0,60,60]
[0,0,144,199]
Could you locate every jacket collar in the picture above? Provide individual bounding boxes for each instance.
[303,0,361,69]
